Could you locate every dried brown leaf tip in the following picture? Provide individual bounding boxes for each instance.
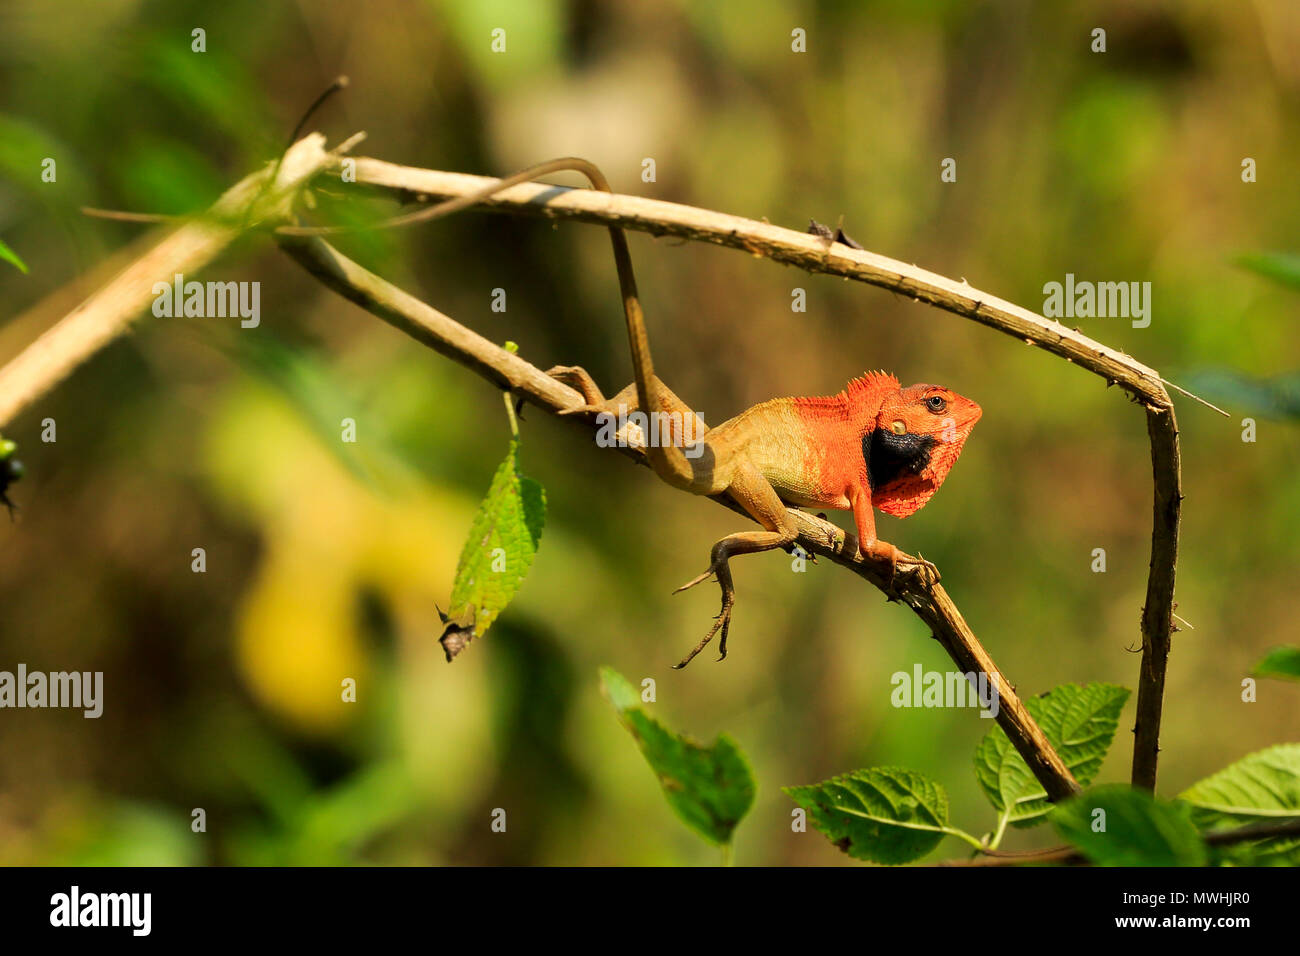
[437,606,477,662]
[806,219,863,249]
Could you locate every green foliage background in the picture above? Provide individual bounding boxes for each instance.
[0,0,1296,865]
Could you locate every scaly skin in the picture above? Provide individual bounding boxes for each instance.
[743,370,982,528]
[397,154,981,667]
[552,365,982,667]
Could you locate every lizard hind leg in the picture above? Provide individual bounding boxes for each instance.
[671,464,798,667]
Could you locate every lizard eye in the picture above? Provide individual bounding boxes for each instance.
[890,420,907,435]
[926,395,947,413]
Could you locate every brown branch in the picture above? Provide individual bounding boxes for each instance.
[1133,411,1181,790]
[942,818,1300,867]
[276,232,1080,802]
[0,133,361,430]
[1,143,1185,805]
[331,159,1183,792]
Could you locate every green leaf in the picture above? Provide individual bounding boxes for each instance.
[601,667,754,847]
[1237,251,1300,290]
[975,682,1130,828]
[440,438,545,659]
[1180,743,1300,866]
[1052,785,1207,866]
[785,768,950,864]
[0,238,27,274]
[1254,647,1300,681]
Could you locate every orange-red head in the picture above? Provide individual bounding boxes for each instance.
[866,382,982,518]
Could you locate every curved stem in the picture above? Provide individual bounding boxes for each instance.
[988,808,1012,851]
[342,157,1183,795]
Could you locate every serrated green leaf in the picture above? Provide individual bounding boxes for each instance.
[1052,784,1207,866]
[1180,743,1300,865]
[975,682,1130,828]
[1237,251,1300,290]
[601,667,754,846]
[1254,647,1300,681]
[0,238,27,274]
[442,439,546,658]
[784,768,950,864]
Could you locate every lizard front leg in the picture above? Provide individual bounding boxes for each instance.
[673,461,798,667]
[850,486,936,586]
[851,486,903,584]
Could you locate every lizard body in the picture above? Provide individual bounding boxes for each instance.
[395,156,981,666]
[728,374,981,519]
[554,364,981,666]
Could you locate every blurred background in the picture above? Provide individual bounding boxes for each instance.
[0,0,1296,865]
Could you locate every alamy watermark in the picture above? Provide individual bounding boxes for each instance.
[1043,273,1151,328]
[50,886,150,936]
[595,404,707,458]
[891,664,1000,718]
[152,272,260,327]
[0,664,102,718]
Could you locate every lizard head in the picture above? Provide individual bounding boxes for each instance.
[865,383,982,518]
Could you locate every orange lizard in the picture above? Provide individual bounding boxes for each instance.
[550,365,982,666]
[373,157,982,666]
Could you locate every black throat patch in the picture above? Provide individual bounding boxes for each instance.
[863,428,935,491]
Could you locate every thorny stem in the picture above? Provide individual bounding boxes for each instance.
[333,158,1185,796]
[2,138,1193,803]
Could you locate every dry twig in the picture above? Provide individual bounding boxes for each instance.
[0,137,1195,803]
[0,133,360,428]
[328,159,1184,793]
[275,231,1080,801]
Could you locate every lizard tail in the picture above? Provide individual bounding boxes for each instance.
[298,155,700,483]
[333,156,659,425]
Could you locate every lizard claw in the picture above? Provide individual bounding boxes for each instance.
[548,365,614,419]
[673,592,734,668]
[672,566,715,594]
[546,364,608,411]
[858,539,904,591]
[910,553,940,585]
[877,549,941,590]
[556,403,599,418]
[672,559,735,667]
[544,364,588,384]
